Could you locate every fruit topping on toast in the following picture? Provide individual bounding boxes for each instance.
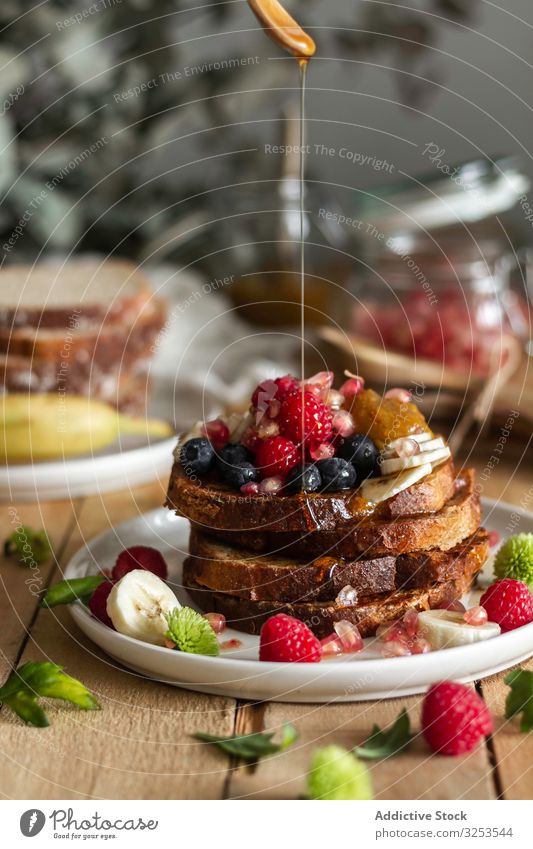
[176,370,450,502]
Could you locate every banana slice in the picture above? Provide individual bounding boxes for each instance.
[418,610,500,650]
[380,445,450,476]
[106,569,180,645]
[383,435,444,459]
[361,462,432,504]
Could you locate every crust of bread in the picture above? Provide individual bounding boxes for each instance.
[0,299,165,363]
[165,457,456,533]
[185,527,489,602]
[193,470,480,558]
[184,553,482,638]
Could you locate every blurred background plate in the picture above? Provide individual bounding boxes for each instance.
[0,434,175,502]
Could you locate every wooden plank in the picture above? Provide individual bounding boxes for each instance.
[0,484,237,800]
[0,499,77,678]
[480,659,533,801]
[228,697,496,800]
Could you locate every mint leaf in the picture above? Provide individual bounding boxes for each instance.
[505,668,533,732]
[165,607,219,656]
[42,575,106,607]
[4,526,52,565]
[355,708,412,759]
[0,661,100,727]
[195,722,298,762]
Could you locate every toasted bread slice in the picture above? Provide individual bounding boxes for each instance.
[0,260,154,330]
[184,551,482,638]
[165,457,456,533]
[193,470,480,559]
[185,527,489,602]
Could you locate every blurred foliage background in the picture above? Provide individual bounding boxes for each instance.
[0,0,475,264]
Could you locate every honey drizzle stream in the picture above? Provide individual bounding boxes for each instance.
[299,59,307,455]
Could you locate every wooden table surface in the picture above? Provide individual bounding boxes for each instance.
[1,435,532,801]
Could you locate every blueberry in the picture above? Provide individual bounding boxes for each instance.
[337,434,379,479]
[216,442,253,475]
[285,463,322,493]
[222,461,259,490]
[180,438,214,476]
[316,457,357,491]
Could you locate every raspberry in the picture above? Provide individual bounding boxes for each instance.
[479,579,533,632]
[422,681,493,755]
[112,545,168,582]
[88,581,114,628]
[259,613,321,662]
[279,389,333,454]
[251,375,299,409]
[255,435,300,480]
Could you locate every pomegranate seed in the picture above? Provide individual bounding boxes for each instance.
[320,635,344,657]
[440,599,466,612]
[240,481,260,495]
[259,476,284,494]
[257,419,280,439]
[410,637,431,654]
[242,428,260,451]
[203,418,230,449]
[403,609,419,638]
[333,620,364,652]
[325,389,345,410]
[384,387,412,402]
[310,442,335,461]
[221,638,242,650]
[381,639,411,657]
[339,377,364,397]
[252,379,278,414]
[376,620,406,643]
[391,437,420,459]
[204,612,226,634]
[335,585,358,606]
[463,606,488,626]
[488,530,501,548]
[332,409,355,438]
[305,371,334,395]
[164,639,176,649]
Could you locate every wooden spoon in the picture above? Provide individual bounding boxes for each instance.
[247,0,316,59]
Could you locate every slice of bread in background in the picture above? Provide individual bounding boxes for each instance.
[0,260,155,330]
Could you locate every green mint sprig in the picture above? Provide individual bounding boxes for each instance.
[165,607,219,656]
[41,575,106,607]
[195,722,297,762]
[505,668,533,732]
[0,661,100,727]
[4,526,52,565]
[355,707,413,759]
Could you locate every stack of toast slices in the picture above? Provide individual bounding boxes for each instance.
[166,430,488,639]
[0,260,165,413]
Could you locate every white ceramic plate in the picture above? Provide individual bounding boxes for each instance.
[0,435,175,502]
[65,498,533,703]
